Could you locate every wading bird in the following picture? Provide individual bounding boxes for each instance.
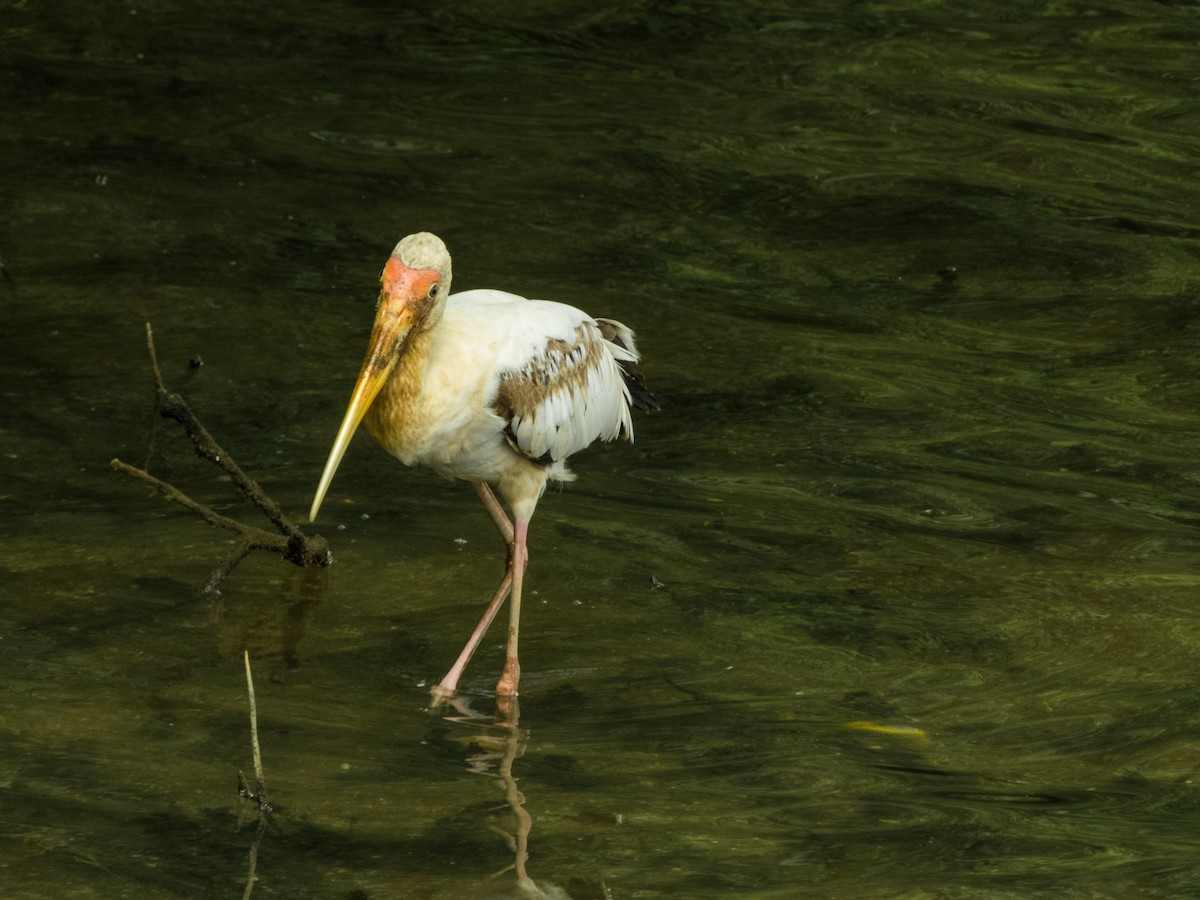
[309,232,654,701]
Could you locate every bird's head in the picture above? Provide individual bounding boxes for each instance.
[309,232,453,522]
[374,231,453,345]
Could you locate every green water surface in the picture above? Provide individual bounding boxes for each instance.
[3,1,1200,897]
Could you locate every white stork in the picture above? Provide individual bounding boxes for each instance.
[309,232,655,701]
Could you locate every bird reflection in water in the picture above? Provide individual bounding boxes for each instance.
[440,697,612,900]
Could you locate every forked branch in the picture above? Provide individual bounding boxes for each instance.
[111,323,330,596]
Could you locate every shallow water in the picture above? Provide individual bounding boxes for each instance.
[4,1,1200,897]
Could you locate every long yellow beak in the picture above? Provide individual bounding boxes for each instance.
[309,298,422,522]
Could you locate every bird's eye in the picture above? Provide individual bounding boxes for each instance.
[428,283,441,300]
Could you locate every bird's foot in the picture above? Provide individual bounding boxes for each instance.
[495,657,520,699]
[429,682,457,709]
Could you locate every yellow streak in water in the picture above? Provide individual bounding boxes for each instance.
[845,721,928,741]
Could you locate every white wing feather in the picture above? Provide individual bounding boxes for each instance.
[450,289,636,463]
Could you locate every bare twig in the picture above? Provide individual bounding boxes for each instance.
[146,321,165,387]
[239,650,270,900]
[109,458,325,570]
[244,650,266,792]
[111,323,330,596]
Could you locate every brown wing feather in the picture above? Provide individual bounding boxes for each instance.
[492,320,644,465]
[492,336,576,466]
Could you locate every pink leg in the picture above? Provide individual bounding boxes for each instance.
[496,517,529,698]
[472,481,513,543]
[431,483,520,703]
[432,570,512,702]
